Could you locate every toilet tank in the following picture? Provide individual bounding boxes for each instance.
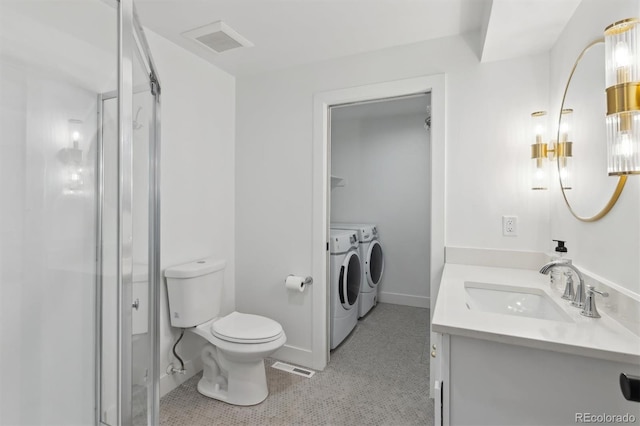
[164,259,227,328]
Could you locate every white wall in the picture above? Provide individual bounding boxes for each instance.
[331,102,431,307]
[144,30,237,396]
[548,0,640,295]
[446,54,552,252]
[236,34,549,367]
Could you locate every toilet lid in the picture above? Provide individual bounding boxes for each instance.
[211,311,283,343]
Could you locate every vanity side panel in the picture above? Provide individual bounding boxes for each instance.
[449,335,640,426]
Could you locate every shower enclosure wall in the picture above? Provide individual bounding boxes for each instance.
[0,1,161,424]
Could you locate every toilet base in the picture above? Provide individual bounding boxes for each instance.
[188,320,286,406]
[198,343,270,406]
[197,361,268,406]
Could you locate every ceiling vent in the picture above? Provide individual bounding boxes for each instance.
[182,21,253,54]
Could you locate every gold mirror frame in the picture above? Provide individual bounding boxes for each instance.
[557,38,627,222]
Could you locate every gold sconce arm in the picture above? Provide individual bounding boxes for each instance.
[531,141,573,160]
[531,142,548,159]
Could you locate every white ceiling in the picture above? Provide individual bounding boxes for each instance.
[134,0,582,76]
[481,0,581,63]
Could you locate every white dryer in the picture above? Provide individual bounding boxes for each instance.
[331,223,384,317]
[329,229,361,349]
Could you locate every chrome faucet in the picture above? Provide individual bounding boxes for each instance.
[539,261,586,308]
[581,285,609,318]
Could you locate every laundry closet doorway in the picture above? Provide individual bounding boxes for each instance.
[330,94,431,308]
[311,76,445,397]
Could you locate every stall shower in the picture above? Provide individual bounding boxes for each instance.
[0,1,161,424]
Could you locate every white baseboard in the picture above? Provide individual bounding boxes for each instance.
[159,357,203,398]
[272,344,315,370]
[378,291,430,308]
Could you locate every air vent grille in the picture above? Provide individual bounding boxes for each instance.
[271,361,315,378]
[196,32,243,53]
[182,21,253,54]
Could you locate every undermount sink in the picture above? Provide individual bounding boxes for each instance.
[464,282,573,322]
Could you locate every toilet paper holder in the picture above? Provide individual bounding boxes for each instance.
[287,275,313,286]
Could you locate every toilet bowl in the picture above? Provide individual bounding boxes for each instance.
[190,312,286,405]
[165,259,286,406]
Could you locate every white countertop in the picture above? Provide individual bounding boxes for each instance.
[432,263,640,365]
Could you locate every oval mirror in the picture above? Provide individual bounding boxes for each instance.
[557,38,627,222]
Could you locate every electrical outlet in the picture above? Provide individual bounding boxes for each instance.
[502,215,518,236]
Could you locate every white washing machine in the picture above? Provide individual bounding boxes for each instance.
[331,223,384,317]
[329,229,361,349]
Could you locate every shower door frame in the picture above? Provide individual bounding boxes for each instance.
[95,1,162,424]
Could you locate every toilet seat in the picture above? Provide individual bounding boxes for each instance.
[210,311,283,344]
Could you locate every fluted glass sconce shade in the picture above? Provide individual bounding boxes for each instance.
[558,109,574,190]
[558,108,573,143]
[532,110,548,143]
[605,18,640,175]
[530,111,549,190]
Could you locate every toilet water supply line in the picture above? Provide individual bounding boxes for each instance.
[167,328,187,375]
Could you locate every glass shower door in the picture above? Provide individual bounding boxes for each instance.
[1,0,160,423]
[130,39,158,426]
[99,13,160,425]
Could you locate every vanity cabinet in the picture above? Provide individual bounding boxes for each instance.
[434,333,640,426]
[431,263,640,426]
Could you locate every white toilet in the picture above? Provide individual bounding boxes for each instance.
[165,259,286,406]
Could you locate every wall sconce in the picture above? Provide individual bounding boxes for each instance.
[58,119,84,193]
[530,110,573,190]
[530,111,549,190]
[605,18,639,175]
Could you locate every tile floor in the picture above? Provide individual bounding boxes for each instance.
[160,303,434,426]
